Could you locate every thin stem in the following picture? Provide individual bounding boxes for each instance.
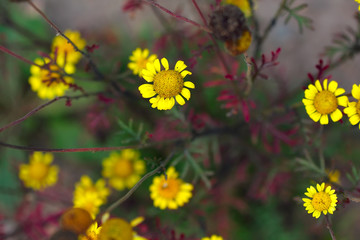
[0,93,100,134]
[191,0,207,26]
[253,0,287,58]
[325,215,337,240]
[0,45,41,67]
[99,152,174,220]
[141,0,212,33]
[0,141,150,153]
[26,0,105,80]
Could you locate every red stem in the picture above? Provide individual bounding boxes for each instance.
[142,0,212,33]
[0,45,40,67]
[191,0,208,26]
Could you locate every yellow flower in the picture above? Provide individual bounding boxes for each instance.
[73,191,103,218]
[52,30,86,65]
[302,182,337,219]
[79,222,102,240]
[202,235,224,240]
[29,56,75,100]
[226,0,252,17]
[302,79,348,125]
[149,166,193,210]
[128,48,157,77]
[102,150,146,191]
[327,169,340,184]
[74,175,110,203]
[139,58,194,110]
[19,152,59,191]
[344,84,360,128]
[99,217,147,240]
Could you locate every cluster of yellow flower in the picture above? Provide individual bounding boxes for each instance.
[355,0,360,10]
[28,30,86,99]
[303,79,360,128]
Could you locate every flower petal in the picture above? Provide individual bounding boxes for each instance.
[161,58,169,70]
[330,109,342,122]
[315,80,322,92]
[180,70,192,78]
[181,88,191,100]
[175,60,187,72]
[175,94,185,105]
[328,81,338,93]
[154,59,161,72]
[337,96,348,107]
[352,84,360,100]
[184,81,195,89]
[320,114,329,125]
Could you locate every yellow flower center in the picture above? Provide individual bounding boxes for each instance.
[28,162,49,180]
[313,90,338,115]
[158,178,181,199]
[114,159,133,178]
[311,192,331,212]
[153,70,184,98]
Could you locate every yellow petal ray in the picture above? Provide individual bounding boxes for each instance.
[181,88,191,100]
[315,80,322,92]
[175,60,187,72]
[323,79,328,90]
[154,59,161,72]
[328,81,338,93]
[175,94,185,105]
[337,96,348,107]
[184,81,195,89]
[330,109,342,122]
[320,115,329,125]
[161,58,169,70]
[352,84,360,100]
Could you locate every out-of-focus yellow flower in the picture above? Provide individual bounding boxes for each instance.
[29,56,75,100]
[139,58,194,110]
[355,0,360,11]
[344,84,360,128]
[202,235,224,240]
[225,29,252,55]
[73,191,103,218]
[74,175,110,203]
[102,150,146,191]
[302,182,337,219]
[327,169,341,184]
[19,152,59,191]
[149,166,193,210]
[128,48,157,77]
[52,30,86,65]
[79,222,102,240]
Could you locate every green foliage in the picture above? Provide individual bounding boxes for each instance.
[283,0,313,33]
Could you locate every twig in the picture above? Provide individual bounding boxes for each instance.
[253,0,287,58]
[99,152,174,220]
[26,0,105,80]
[0,93,100,134]
[0,45,41,67]
[325,215,337,240]
[141,0,212,33]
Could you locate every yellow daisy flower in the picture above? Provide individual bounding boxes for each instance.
[29,56,75,100]
[102,150,146,191]
[149,166,193,210]
[302,79,348,125]
[355,0,360,10]
[128,48,157,77]
[73,191,104,218]
[202,235,224,240]
[344,84,360,128]
[73,175,110,203]
[302,182,337,219]
[79,222,102,240]
[139,58,194,110]
[52,29,86,65]
[19,152,59,191]
[226,0,252,17]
